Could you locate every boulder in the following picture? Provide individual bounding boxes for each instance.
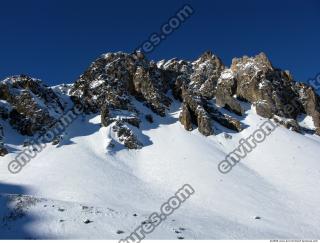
[111,120,142,149]
[196,107,213,136]
[0,147,8,156]
[179,103,193,131]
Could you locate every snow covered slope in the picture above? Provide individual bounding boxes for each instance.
[1,99,320,239]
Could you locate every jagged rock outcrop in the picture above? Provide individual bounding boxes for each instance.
[70,51,173,149]
[132,64,171,116]
[179,103,193,131]
[158,52,242,135]
[1,51,320,153]
[216,52,320,133]
[70,51,241,143]
[178,85,242,136]
[70,51,171,115]
[160,51,320,135]
[180,87,213,136]
[0,75,64,136]
[189,51,225,99]
[226,53,298,119]
[75,50,319,139]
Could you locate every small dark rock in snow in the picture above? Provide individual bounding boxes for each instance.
[52,139,60,146]
[133,213,138,217]
[145,114,154,123]
[179,227,186,231]
[224,133,232,139]
[84,219,93,224]
[59,219,65,222]
[52,135,63,145]
[116,230,125,234]
[174,230,181,234]
[177,236,184,239]
[58,208,65,212]
[254,216,261,220]
[0,147,8,157]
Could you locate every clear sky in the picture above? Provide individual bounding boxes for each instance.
[1,0,319,85]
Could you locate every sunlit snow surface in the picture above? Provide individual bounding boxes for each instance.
[1,100,320,239]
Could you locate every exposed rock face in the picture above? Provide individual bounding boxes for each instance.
[1,51,320,153]
[0,75,64,136]
[70,51,238,142]
[159,52,241,136]
[179,87,213,136]
[0,124,8,156]
[70,51,171,115]
[214,52,320,133]
[179,103,193,131]
[74,50,320,139]
[196,108,213,136]
[189,51,225,99]
[132,64,171,116]
[228,53,299,119]
[216,70,243,115]
[294,83,320,133]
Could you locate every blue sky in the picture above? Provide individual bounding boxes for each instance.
[1,0,320,85]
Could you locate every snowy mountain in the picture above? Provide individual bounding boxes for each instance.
[0,51,320,239]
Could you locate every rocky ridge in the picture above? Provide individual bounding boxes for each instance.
[1,51,319,154]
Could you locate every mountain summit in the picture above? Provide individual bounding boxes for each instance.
[1,51,319,153]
